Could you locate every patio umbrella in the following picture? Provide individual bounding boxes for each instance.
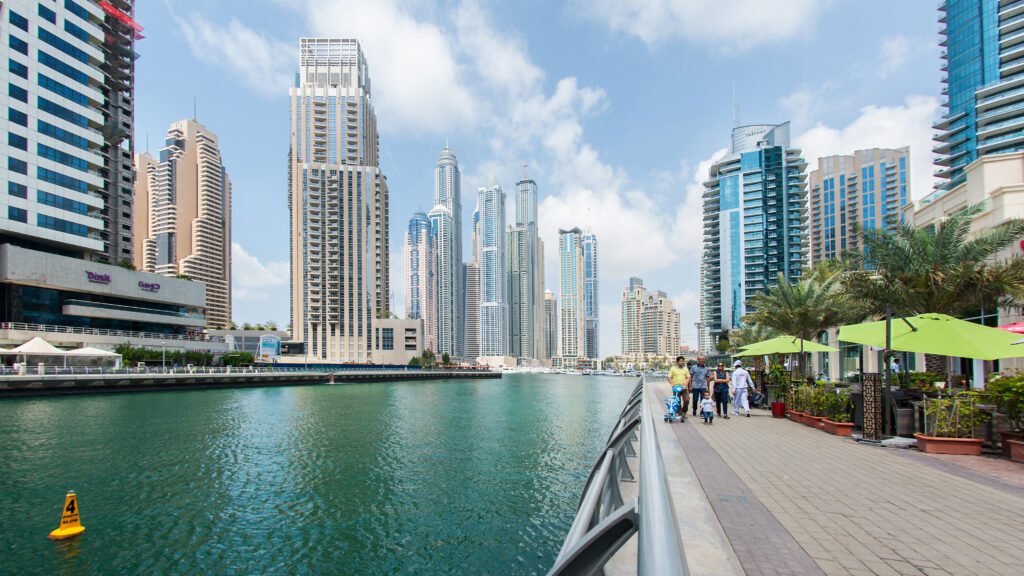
[732,335,838,357]
[999,322,1024,334]
[838,313,1023,361]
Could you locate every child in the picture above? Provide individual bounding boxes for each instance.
[699,390,716,425]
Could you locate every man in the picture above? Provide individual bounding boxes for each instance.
[731,359,754,417]
[689,356,711,417]
[668,356,691,420]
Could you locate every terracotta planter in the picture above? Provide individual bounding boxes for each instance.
[770,402,787,418]
[804,415,825,429]
[914,433,983,456]
[999,431,1024,459]
[822,419,854,436]
[1008,439,1024,463]
[788,410,803,422]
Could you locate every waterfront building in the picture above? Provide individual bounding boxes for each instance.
[288,38,390,362]
[433,145,463,357]
[543,289,557,360]
[505,172,545,361]
[558,227,585,360]
[620,277,680,357]
[133,119,232,329]
[428,204,454,355]
[404,211,435,352]
[621,277,647,355]
[370,317,423,364]
[582,229,599,359]
[700,122,808,352]
[463,261,480,360]
[807,148,910,264]
[477,182,506,356]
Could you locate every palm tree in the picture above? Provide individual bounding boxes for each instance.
[265,320,279,331]
[728,323,780,352]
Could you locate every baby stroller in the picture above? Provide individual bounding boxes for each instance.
[664,396,682,423]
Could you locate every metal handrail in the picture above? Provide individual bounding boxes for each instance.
[547,376,687,576]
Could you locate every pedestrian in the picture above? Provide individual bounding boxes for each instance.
[713,361,730,419]
[699,390,716,425]
[668,356,691,421]
[13,361,21,375]
[690,356,711,417]
[731,360,754,417]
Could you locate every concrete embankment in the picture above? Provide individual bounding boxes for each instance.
[0,370,501,398]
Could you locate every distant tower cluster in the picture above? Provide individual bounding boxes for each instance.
[620,277,680,357]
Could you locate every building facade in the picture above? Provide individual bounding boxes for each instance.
[477,182,506,356]
[404,210,435,352]
[428,204,454,355]
[582,229,599,359]
[621,277,646,355]
[543,289,557,360]
[807,147,910,264]
[288,38,390,362]
[558,227,585,359]
[621,277,680,357]
[700,122,808,352]
[133,119,232,328]
[462,261,480,360]
[433,145,462,357]
[505,173,544,361]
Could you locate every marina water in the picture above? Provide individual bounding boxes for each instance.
[0,374,635,575]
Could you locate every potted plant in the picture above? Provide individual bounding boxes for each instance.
[987,375,1024,459]
[822,390,855,436]
[914,391,988,455]
[787,383,806,422]
[803,386,827,429]
[767,364,790,418]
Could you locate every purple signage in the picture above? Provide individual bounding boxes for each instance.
[86,271,111,285]
[138,281,160,292]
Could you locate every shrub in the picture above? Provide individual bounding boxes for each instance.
[923,391,989,439]
[824,390,853,423]
[987,375,1024,432]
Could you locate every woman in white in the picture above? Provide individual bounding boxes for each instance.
[731,360,754,417]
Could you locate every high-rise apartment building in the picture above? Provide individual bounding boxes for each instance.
[543,289,557,360]
[700,122,808,352]
[463,261,480,360]
[404,211,435,352]
[505,172,544,360]
[288,38,390,362]
[807,148,910,264]
[433,145,462,357]
[621,277,647,355]
[582,229,599,359]
[933,1,1024,192]
[621,277,679,357]
[558,227,585,359]
[133,119,232,328]
[478,182,506,356]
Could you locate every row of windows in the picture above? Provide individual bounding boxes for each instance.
[38,119,89,150]
[9,206,27,223]
[38,213,88,237]
[65,0,91,22]
[39,27,89,65]
[38,96,89,127]
[64,19,89,43]
[9,34,28,55]
[38,142,89,172]
[9,11,28,32]
[39,4,56,24]
[39,73,89,106]
[8,132,27,151]
[9,58,28,79]
[39,50,88,86]
[38,190,88,215]
[38,166,88,193]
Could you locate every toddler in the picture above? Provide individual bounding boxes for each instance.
[699,390,716,425]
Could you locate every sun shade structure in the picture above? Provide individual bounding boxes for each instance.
[838,313,1024,361]
[9,337,64,355]
[732,335,838,357]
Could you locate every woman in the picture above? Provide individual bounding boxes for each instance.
[712,361,730,419]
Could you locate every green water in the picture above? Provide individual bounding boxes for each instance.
[0,374,636,575]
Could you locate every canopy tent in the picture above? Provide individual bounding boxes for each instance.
[65,347,121,358]
[732,335,838,357]
[9,336,64,355]
[838,313,1023,361]
[3,338,122,368]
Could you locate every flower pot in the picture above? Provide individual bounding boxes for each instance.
[914,433,983,456]
[1008,439,1024,463]
[788,410,803,422]
[822,419,854,436]
[804,415,825,429]
[770,402,787,418]
[999,431,1024,459]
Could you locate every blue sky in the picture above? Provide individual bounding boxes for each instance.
[137,0,941,355]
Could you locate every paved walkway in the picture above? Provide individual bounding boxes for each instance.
[651,379,1024,576]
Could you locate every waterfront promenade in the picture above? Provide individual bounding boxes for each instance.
[648,378,1024,576]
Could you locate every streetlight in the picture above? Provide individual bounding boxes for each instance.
[161,341,167,372]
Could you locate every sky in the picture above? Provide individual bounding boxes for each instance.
[136,0,942,356]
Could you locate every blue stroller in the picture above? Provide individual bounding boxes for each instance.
[664,395,682,423]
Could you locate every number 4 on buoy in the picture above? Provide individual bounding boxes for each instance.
[48,491,85,540]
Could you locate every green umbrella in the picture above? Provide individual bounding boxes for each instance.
[732,335,838,357]
[837,313,1023,360]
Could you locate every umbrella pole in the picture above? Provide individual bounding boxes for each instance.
[885,305,894,437]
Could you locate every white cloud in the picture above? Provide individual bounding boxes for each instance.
[577,0,832,51]
[175,16,295,97]
[231,242,289,303]
[879,35,911,77]
[795,95,941,200]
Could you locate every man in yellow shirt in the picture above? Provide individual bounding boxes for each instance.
[668,355,691,420]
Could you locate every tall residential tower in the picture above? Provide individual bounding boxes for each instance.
[582,229,599,359]
[432,145,462,357]
[404,211,436,351]
[506,171,544,361]
[558,227,585,360]
[477,182,506,356]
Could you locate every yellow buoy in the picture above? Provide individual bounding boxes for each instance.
[48,491,85,540]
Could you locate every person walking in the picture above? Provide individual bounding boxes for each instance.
[712,361,731,419]
[668,356,691,421]
[689,356,711,417]
[731,360,754,417]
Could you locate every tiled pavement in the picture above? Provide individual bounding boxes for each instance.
[651,379,1024,576]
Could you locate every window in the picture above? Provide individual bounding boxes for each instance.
[38,143,89,172]
[37,190,88,215]
[9,83,28,103]
[8,182,28,198]
[9,59,28,79]
[8,157,27,174]
[38,120,89,150]
[8,206,27,223]
[38,28,89,64]
[381,328,394,350]
[39,4,57,23]
[9,35,29,55]
[9,11,29,32]
[8,133,27,151]
[38,50,88,85]
[64,20,89,42]
[38,96,89,127]
[38,74,89,106]
[9,107,28,126]
[37,167,88,193]
[64,0,90,21]
[37,213,88,237]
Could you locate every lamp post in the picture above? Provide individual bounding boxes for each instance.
[161,341,167,372]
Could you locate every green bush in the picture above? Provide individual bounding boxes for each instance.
[924,391,989,438]
[824,390,853,423]
[987,375,1024,432]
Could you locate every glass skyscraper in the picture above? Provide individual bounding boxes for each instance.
[432,145,462,357]
[506,172,544,360]
[477,182,506,356]
[404,210,435,352]
[428,204,454,355]
[558,227,584,359]
[582,229,599,359]
[699,122,808,352]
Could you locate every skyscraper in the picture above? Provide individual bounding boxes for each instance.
[463,261,480,360]
[478,182,506,356]
[700,122,808,353]
[433,145,463,357]
[133,119,233,328]
[621,277,680,357]
[428,204,455,355]
[582,229,599,359]
[621,277,647,355]
[559,227,585,359]
[505,171,544,360]
[543,289,558,360]
[289,38,390,362]
[807,148,910,264]
[404,211,435,351]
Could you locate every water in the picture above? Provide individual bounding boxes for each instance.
[0,374,636,575]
